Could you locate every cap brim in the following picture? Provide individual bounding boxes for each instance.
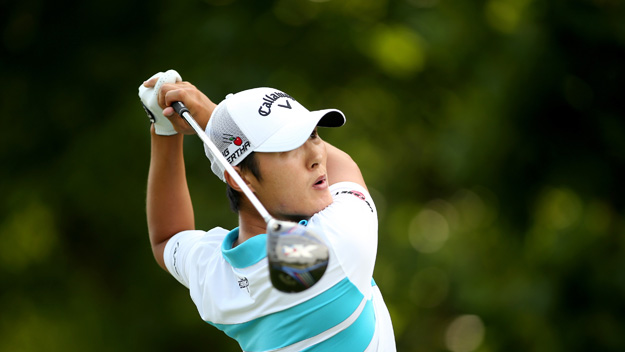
[255,109,345,153]
[316,109,346,128]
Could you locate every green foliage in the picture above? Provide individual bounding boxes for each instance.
[2,0,624,351]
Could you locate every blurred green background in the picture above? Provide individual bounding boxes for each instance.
[2,0,624,351]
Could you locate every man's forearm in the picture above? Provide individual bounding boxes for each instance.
[147,129,195,270]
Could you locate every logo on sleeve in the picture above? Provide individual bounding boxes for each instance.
[334,189,374,213]
[172,241,181,276]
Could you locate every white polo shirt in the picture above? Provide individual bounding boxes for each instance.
[164,182,396,351]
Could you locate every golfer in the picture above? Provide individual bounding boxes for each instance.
[140,70,396,351]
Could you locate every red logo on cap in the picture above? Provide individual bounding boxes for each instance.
[223,134,243,146]
[231,137,243,146]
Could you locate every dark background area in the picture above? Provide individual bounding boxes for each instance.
[1,0,624,351]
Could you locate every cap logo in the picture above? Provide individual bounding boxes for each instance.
[223,134,243,146]
[258,91,294,116]
[221,134,251,164]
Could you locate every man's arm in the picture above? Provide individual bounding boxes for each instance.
[143,77,216,270]
[147,129,194,271]
[324,142,367,191]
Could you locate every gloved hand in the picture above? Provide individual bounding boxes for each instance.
[138,70,182,136]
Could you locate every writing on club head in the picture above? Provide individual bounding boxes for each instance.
[266,220,329,293]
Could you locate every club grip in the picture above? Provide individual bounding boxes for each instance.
[171,101,189,116]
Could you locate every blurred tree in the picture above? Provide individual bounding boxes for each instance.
[1,0,624,351]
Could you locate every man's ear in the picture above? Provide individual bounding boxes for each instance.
[224,166,256,193]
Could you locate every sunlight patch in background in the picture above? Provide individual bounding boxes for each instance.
[451,188,497,232]
[0,196,58,272]
[445,314,485,352]
[485,0,533,33]
[406,0,439,8]
[273,0,321,26]
[526,187,583,256]
[409,208,449,253]
[367,24,426,78]
[534,187,582,231]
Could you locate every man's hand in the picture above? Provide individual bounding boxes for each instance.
[139,70,182,135]
[142,72,217,134]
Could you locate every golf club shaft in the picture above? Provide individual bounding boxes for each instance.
[171,102,273,224]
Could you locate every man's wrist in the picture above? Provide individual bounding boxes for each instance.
[150,125,185,145]
[151,124,179,136]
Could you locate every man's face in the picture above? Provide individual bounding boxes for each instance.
[245,129,333,221]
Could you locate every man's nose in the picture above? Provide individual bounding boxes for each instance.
[306,139,325,170]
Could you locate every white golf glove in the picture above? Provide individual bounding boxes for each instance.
[138,69,182,136]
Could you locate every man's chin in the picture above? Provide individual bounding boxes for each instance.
[279,214,312,223]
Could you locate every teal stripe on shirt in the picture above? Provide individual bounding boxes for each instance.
[209,278,368,351]
[302,298,376,352]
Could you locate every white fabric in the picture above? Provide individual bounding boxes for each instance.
[138,69,182,135]
[163,182,396,351]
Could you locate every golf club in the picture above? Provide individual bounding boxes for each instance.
[171,101,329,293]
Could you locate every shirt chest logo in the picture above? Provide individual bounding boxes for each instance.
[238,277,250,293]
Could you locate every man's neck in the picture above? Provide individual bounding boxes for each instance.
[234,208,266,248]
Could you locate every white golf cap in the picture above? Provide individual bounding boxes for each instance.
[205,87,346,182]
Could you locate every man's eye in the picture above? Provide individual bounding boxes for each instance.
[310,129,318,139]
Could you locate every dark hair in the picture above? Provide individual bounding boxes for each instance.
[226,152,262,212]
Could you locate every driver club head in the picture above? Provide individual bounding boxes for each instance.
[266,219,329,293]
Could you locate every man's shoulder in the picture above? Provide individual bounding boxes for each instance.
[165,227,231,254]
[328,182,375,214]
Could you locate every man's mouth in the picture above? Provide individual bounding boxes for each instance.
[313,175,327,189]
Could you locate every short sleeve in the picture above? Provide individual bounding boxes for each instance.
[163,228,228,288]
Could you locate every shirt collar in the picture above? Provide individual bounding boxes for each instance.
[221,228,267,268]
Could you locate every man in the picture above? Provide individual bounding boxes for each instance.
[140,70,396,351]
